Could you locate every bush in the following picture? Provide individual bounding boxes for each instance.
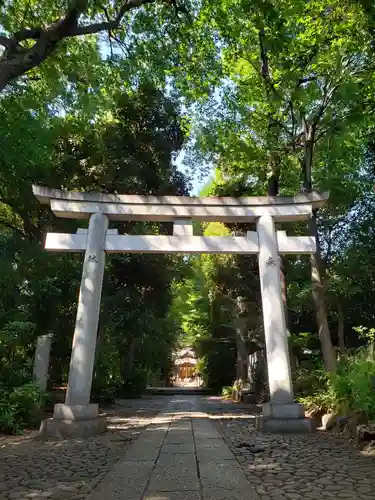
[299,389,335,416]
[329,355,375,418]
[117,368,149,398]
[91,377,119,404]
[221,386,233,399]
[0,322,46,434]
[293,365,327,397]
[0,381,46,434]
[0,321,36,386]
[299,353,375,420]
[196,338,236,392]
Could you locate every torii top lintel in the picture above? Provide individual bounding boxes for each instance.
[32,185,328,223]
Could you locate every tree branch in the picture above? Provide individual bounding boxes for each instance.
[109,32,130,56]
[0,218,26,237]
[312,82,340,128]
[14,28,43,41]
[69,0,156,36]
[7,0,157,41]
[0,197,18,211]
[297,75,318,87]
[266,113,294,139]
[239,54,284,102]
[69,21,119,36]
[0,0,159,91]
[116,0,155,22]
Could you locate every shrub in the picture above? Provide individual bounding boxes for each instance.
[0,321,36,386]
[0,321,46,434]
[329,355,375,419]
[117,368,149,398]
[293,365,327,397]
[196,338,236,391]
[0,381,46,434]
[299,353,375,420]
[299,389,335,416]
[221,386,233,399]
[290,332,327,398]
[353,326,375,360]
[196,356,208,387]
[91,377,119,404]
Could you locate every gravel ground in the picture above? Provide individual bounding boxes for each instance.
[216,416,375,500]
[0,397,166,500]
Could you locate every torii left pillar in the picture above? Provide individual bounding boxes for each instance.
[40,213,108,438]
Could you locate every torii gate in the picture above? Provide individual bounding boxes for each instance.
[33,185,328,437]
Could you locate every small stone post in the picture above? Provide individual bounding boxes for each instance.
[50,212,108,434]
[256,215,310,431]
[33,334,53,391]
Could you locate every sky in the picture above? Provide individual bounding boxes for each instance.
[175,150,212,196]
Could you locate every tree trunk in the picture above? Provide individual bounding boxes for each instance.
[128,337,136,374]
[248,351,258,392]
[302,121,336,372]
[337,300,346,356]
[119,338,136,379]
[96,327,106,360]
[369,342,375,360]
[259,349,269,402]
[233,295,249,382]
[308,212,336,371]
[235,322,248,382]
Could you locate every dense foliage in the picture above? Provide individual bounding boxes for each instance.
[0,79,190,430]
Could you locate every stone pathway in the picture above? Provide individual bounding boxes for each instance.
[86,396,259,500]
[1,395,375,500]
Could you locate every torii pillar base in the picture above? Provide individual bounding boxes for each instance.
[255,402,315,433]
[39,404,107,439]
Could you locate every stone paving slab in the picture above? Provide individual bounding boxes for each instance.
[195,437,227,447]
[192,423,223,440]
[161,443,195,454]
[203,489,259,500]
[123,444,161,462]
[85,395,259,500]
[196,446,235,461]
[193,430,222,440]
[163,432,194,443]
[156,453,197,468]
[143,492,201,500]
[87,461,155,500]
[148,465,200,492]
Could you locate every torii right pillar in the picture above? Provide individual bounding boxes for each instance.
[256,214,313,432]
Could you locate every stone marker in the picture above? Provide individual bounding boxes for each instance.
[33,334,53,391]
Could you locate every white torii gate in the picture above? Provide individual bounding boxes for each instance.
[33,185,328,437]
